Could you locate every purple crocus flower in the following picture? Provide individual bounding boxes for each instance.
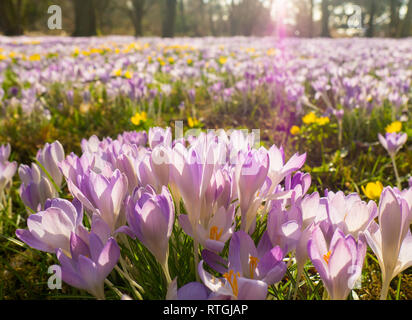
[67,168,128,233]
[36,141,65,187]
[148,127,172,149]
[266,145,306,194]
[56,229,120,300]
[16,198,85,254]
[0,144,17,193]
[166,278,210,300]
[235,148,269,232]
[198,261,268,300]
[326,191,377,239]
[308,225,366,300]
[227,231,286,284]
[378,132,407,157]
[120,185,174,268]
[365,187,412,299]
[179,205,235,253]
[0,143,11,163]
[19,163,58,211]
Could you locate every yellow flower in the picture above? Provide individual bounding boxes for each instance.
[113,69,122,77]
[302,112,317,125]
[0,54,7,61]
[290,125,300,135]
[28,54,41,61]
[187,58,193,65]
[168,57,174,64]
[385,121,402,133]
[124,70,133,79]
[187,116,199,128]
[367,95,373,103]
[218,56,228,65]
[267,48,276,56]
[362,181,383,200]
[131,112,147,126]
[316,116,330,126]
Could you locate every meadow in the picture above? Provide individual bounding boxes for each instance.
[0,36,411,300]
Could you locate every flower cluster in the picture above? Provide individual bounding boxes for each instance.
[11,127,412,300]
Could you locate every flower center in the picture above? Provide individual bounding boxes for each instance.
[249,256,259,279]
[223,270,240,297]
[209,226,223,241]
[323,250,332,265]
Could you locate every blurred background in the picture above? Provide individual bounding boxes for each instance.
[0,0,411,38]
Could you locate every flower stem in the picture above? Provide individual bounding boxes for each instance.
[380,277,391,300]
[390,154,401,189]
[161,259,172,286]
[193,239,200,281]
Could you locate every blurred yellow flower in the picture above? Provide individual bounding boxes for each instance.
[267,48,276,56]
[385,121,402,133]
[316,116,330,126]
[113,69,122,77]
[218,56,228,65]
[290,125,300,135]
[362,181,383,200]
[367,95,373,103]
[168,57,174,64]
[302,112,317,125]
[0,54,7,61]
[28,54,41,61]
[187,58,193,65]
[187,116,199,128]
[124,70,133,79]
[131,112,147,126]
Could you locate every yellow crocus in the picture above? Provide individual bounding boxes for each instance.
[385,121,402,133]
[187,116,199,128]
[362,181,383,200]
[302,112,317,125]
[290,125,300,135]
[131,112,147,126]
[218,56,228,65]
[113,69,122,77]
[124,70,133,79]
[316,116,330,126]
[28,54,41,61]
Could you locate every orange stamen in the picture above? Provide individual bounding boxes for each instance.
[323,250,332,264]
[223,270,240,297]
[209,226,223,241]
[249,256,259,279]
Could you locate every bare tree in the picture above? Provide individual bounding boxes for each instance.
[162,0,177,37]
[321,0,330,37]
[399,0,412,37]
[73,0,97,36]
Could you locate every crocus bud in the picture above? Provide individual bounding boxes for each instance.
[308,226,366,300]
[121,185,174,267]
[0,143,11,163]
[148,127,172,149]
[36,141,65,187]
[19,163,58,211]
[365,187,412,299]
[56,232,120,300]
[378,132,407,157]
[16,198,84,254]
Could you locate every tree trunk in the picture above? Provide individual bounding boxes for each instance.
[309,0,314,37]
[321,0,330,37]
[366,0,375,37]
[73,0,97,37]
[400,0,412,37]
[178,0,187,34]
[0,0,24,35]
[390,0,400,37]
[162,0,177,37]
[130,0,145,37]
